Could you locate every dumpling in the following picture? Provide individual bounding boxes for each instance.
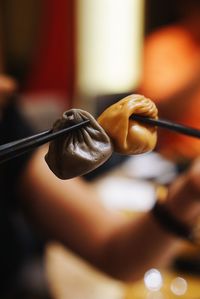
[97,94,158,155]
[45,109,113,179]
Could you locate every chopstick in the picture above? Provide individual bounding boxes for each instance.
[131,115,200,139]
[0,119,90,164]
[0,113,200,165]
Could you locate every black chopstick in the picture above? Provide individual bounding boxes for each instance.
[1,113,200,165]
[131,115,200,139]
[0,119,90,164]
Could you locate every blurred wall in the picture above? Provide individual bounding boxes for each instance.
[144,0,180,34]
[1,0,41,81]
[1,0,75,106]
[1,0,181,109]
[24,0,75,104]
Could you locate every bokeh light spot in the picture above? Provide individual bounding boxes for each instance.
[170,277,187,296]
[144,268,163,291]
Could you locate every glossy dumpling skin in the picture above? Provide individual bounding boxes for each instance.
[97,94,158,155]
[45,109,113,179]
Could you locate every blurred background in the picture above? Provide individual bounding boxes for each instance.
[1,0,200,298]
[0,0,180,115]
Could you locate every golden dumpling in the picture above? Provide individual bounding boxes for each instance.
[97,94,158,155]
[45,109,113,179]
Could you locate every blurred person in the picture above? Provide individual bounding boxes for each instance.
[138,0,200,165]
[2,74,200,298]
[0,75,51,298]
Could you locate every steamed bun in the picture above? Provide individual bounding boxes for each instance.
[97,94,158,155]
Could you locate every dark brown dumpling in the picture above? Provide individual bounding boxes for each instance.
[45,109,113,179]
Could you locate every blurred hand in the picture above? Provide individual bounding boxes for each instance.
[165,158,200,225]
